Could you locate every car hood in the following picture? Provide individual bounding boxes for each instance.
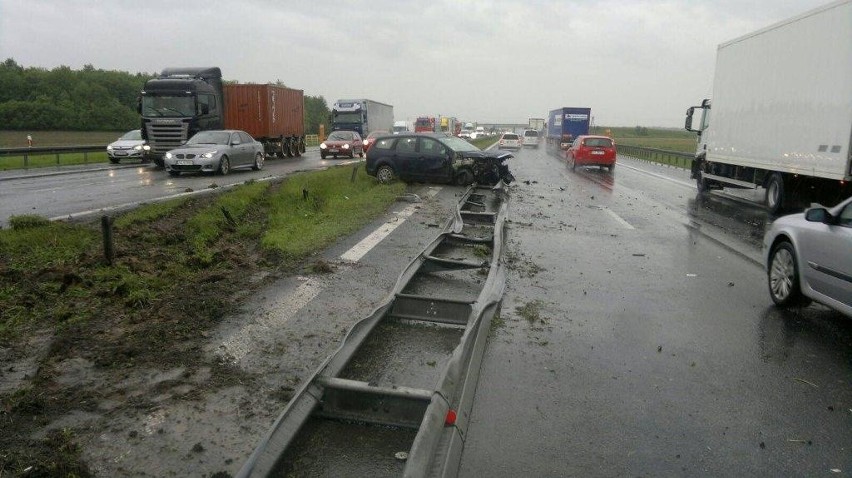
[323,140,353,146]
[458,150,514,161]
[109,139,145,148]
[167,144,222,155]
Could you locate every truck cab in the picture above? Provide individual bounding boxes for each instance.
[139,67,224,165]
[331,100,367,135]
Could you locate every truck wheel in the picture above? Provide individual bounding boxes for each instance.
[276,143,285,158]
[294,139,302,157]
[696,170,709,193]
[767,241,810,307]
[219,156,230,175]
[376,165,395,183]
[765,172,788,215]
[252,153,264,171]
[299,139,306,154]
[287,141,296,157]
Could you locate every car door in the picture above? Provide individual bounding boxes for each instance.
[417,137,452,181]
[239,132,258,163]
[229,132,247,166]
[392,136,419,179]
[798,202,852,306]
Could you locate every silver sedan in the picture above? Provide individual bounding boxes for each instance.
[164,130,264,176]
[763,195,852,317]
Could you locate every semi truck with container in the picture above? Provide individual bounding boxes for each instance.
[330,99,393,137]
[685,0,851,214]
[547,107,591,150]
[138,67,305,167]
[528,117,545,132]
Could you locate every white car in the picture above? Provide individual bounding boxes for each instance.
[763,195,852,317]
[497,133,521,150]
[106,129,149,163]
[522,129,539,147]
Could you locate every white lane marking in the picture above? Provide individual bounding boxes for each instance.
[340,187,442,262]
[217,276,323,364]
[602,207,635,230]
[617,160,696,189]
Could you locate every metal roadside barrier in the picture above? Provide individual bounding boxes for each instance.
[0,145,107,169]
[618,144,694,169]
[237,182,510,478]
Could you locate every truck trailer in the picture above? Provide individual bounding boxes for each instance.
[685,0,852,213]
[139,67,305,166]
[330,99,393,137]
[547,107,591,150]
[528,117,545,132]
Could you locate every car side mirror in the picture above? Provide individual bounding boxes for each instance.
[805,207,831,224]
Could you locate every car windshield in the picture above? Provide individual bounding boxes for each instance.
[440,136,480,152]
[333,112,361,123]
[120,130,142,140]
[328,132,352,141]
[187,131,231,145]
[585,138,613,147]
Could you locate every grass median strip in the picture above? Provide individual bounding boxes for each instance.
[0,163,405,474]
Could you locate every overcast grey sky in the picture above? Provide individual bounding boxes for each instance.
[0,0,831,127]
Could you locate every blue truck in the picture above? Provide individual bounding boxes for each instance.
[331,99,394,137]
[546,107,591,150]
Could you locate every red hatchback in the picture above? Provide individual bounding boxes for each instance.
[566,135,617,171]
[362,130,388,153]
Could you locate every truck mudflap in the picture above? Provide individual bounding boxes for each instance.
[237,182,510,478]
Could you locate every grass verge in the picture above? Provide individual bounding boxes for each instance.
[0,164,405,475]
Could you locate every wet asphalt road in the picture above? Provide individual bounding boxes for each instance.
[0,147,351,227]
[458,145,852,476]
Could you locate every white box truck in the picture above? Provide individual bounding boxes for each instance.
[685,0,852,213]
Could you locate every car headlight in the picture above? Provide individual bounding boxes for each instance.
[142,144,150,151]
[363,140,369,146]
[165,152,173,159]
[133,144,143,150]
[343,144,350,149]
[320,143,327,149]
[201,151,216,159]
[106,145,113,150]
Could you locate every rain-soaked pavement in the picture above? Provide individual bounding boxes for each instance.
[458,145,852,476]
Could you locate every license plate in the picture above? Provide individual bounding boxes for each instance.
[177,160,193,165]
[114,152,127,156]
[329,149,339,153]
[591,150,604,155]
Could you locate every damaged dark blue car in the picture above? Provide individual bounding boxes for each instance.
[365,133,514,186]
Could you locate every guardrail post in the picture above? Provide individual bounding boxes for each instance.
[55,150,60,166]
[101,215,115,265]
[84,151,88,163]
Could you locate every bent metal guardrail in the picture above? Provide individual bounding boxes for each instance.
[237,182,510,478]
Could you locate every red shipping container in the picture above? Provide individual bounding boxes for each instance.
[222,84,304,140]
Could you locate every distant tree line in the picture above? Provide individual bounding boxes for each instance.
[0,59,330,135]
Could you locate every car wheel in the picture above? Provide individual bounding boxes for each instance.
[765,172,788,215]
[609,164,615,172]
[358,149,364,158]
[768,241,810,307]
[455,168,474,186]
[252,153,264,171]
[376,165,395,184]
[321,153,327,159]
[168,170,180,177]
[570,156,576,171]
[219,156,230,175]
[349,150,355,159]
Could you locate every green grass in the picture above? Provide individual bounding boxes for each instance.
[262,165,405,256]
[0,130,124,148]
[469,136,498,149]
[0,164,405,339]
[596,126,697,153]
[0,151,112,171]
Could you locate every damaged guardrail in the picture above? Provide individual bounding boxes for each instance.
[237,181,510,477]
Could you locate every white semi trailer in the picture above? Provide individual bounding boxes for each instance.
[685,0,852,214]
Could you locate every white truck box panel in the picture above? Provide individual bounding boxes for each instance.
[705,0,852,180]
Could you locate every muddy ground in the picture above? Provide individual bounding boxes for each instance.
[0,183,457,477]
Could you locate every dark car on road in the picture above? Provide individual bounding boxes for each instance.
[321,130,363,159]
[365,133,514,186]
